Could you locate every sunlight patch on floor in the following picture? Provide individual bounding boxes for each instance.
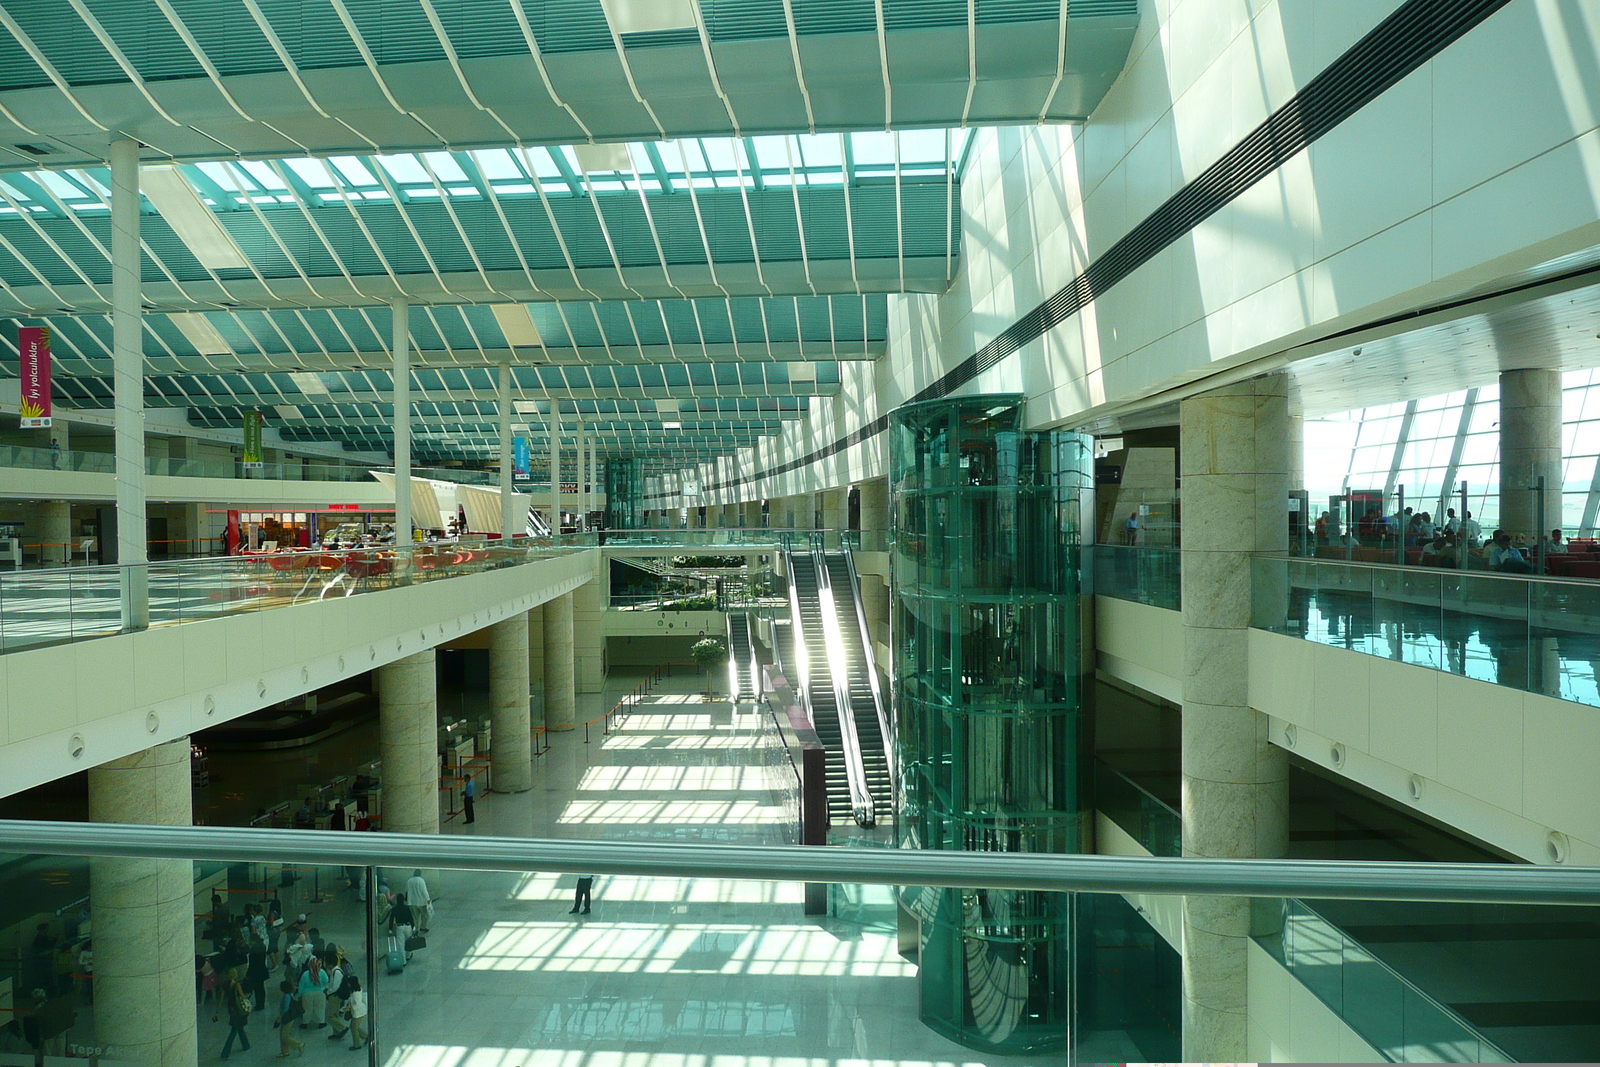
[559,799,783,825]
[459,922,918,977]
[512,873,806,905]
[579,766,767,791]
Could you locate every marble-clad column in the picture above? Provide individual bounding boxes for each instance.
[1179,374,1290,1060]
[490,613,532,792]
[379,651,439,834]
[88,738,197,1067]
[544,593,576,730]
[1499,368,1562,538]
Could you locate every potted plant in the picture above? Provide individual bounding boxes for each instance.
[690,637,729,700]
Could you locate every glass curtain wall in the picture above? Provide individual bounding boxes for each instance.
[889,394,1093,1054]
[1304,369,1600,533]
[604,458,645,529]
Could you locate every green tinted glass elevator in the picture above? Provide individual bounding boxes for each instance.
[604,457,644,529]
[890,395,1092,1054]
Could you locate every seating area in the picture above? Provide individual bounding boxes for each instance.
[1311,539,1600,577]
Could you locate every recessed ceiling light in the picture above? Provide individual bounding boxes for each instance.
[599,0,697,34]
[275,405,302,420]
[513,400,546,415]
[168,313,232,354]
[142,166,250,270]
[490,304,543,347]
[662,421,682,430]
[573,142,634,174]
[289,371,329,395]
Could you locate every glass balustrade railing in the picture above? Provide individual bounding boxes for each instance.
[1094,759,1181,857]
[1257,898,1515,1063]
[1252,553,1600,707]
[0,535,597,655]
[0,445,535,487]
[1092,761,1522,1063]
[0,443,378,482]
[1091,544,1183,610]
[598,529,848,550]
[0,823,1590,1067]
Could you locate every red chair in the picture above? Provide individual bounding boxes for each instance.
[1560,559,1600,579]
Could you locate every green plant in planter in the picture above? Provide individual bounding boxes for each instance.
[690,637,729,698]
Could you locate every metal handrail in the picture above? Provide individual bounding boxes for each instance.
[2,821,1599,905]
[1261,549,1600,589]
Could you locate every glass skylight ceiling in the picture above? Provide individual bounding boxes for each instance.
[0,131,971,216]
[0,130,967,464]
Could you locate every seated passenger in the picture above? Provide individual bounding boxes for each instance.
[1544,529,1568,554]
[1488,531,1533,574]
[1421,535,1453,566]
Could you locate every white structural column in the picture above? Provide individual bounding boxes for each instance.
[544,592,575,729]
[576,423,588,530]
[859,477,890,551]
[574,569,605,694]
[590,441,599,527]
[489,613,533,792]
[549,404,563,537]
[1179,374,1290,1060]
[379,650,439,834]
[41,501,71,566]
[527,606,545,729]
[392,296,412,546]
[88,738,196,1067]
[821,487,847,534]
[1499,368,1563,538]
[111,138,147,629]
[498,362,517,539]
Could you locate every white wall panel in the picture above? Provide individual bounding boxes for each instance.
[1250,628,1600,866]
[747,0,1600,499]
[0,551,596,798]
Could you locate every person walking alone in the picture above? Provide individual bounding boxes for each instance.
[570,874,595,915]
[404,870,433,933]
[219,970,253,1060]
[463,774,476,825]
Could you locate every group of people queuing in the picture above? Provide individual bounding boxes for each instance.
[200,891,367,1060]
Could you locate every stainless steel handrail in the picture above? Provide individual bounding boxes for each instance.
[4,821,1599,905]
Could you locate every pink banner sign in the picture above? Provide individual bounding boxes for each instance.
[18,325,50,428]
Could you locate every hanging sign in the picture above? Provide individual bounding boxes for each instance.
[513,435,530,478]
[242,410,264,469]
[18,326,51,428]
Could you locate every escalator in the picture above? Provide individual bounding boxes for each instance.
[788,552,874,827]
[727,613,757,701]
[819,551,893,817]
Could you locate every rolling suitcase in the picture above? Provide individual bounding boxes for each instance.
[385,936,406,975]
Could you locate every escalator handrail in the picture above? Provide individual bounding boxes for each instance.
[810,547,877,828]
[839,550,895,790]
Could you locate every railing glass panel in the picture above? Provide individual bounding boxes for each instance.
[1093,762,1523,1063]
[1252,554,1600,707]
[0,537,596,655]
[4,826,1590,1066]
[1091,544,1182,610]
